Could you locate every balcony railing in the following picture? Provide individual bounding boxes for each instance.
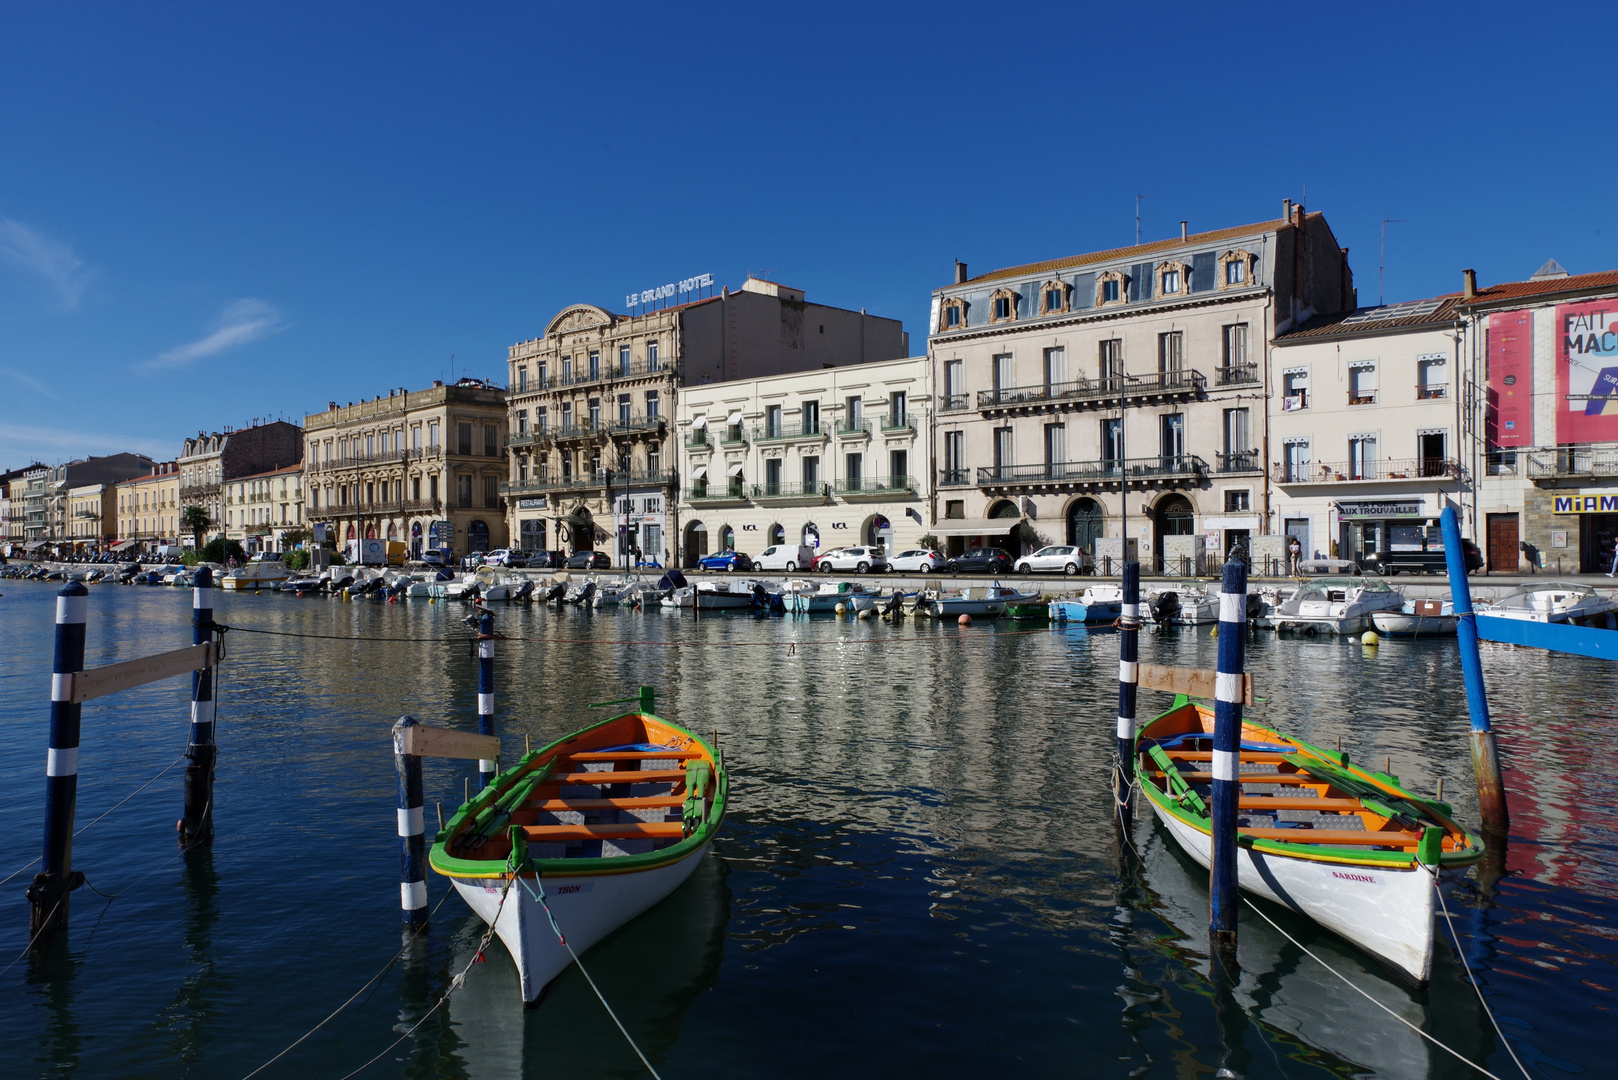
[1271,457,1459,484]
[1215,450,1263,474]
[1524,445,1618,479]
[880,415,916,434]
[506,431,537,449]
[940,393,969,412]
[835,418,871,438]
[833,474,916,497]
[1348,392,1378,405]
[977,369,1205,413]
[718,425,747,446]
[753,421,829,443]
[978,455,1205,487]
[607,414,666,435]
[501,469,673,498]
[750,481,829,500]
[1416,384,1449,400]
[550,421,605,441]
[1216,364,1259,386]
[685,484,747,503]
[524,358,668,392]
[937,468,972,487]
[1280,392,1309,411]
[685,430,712,449]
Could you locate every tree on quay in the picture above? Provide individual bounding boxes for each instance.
[181,505,212,550]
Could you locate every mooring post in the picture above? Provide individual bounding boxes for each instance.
[476,612,496,789]
[639,685,655,715]
[1115,561,1141,829]
[392,716,429,929]
[1439,505,1508,833]
[180,566,216,849]
[28,581,88,941]
[1209,558,1248,962]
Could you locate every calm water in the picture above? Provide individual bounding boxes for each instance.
[0,579,1614,1079]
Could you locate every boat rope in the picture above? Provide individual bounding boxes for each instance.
[1432,871,1535,1080]
[516,870,666,1080]
[0,751,190,889]
[239,888,456,1080]
[331,877,515,1080]
[0,897,64,976]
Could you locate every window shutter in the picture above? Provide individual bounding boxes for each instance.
[1072,273,1095,309]
[1192,252,1215,291]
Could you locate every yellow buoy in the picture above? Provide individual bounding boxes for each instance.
[1361,630,1379,646]
[835,602,847,615]
[1210,626,1218,638]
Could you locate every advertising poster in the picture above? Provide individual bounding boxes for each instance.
[1556,299,1618,443]
[1488,310,1534,446]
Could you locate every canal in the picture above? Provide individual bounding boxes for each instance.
[0,579,1613,1078]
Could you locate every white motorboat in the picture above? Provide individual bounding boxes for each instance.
[1479,581,1617,625]
[1076,583,1125,622]
[220,557,292,591]
[786,581,879,614]
[442,576,481,601]
[695,579,760,610]
[914,582,1037,618]
[474,567,531,602]
[1370,598,1457,637]
[1146,585,1218,625]
[564,579,598,605]
[595,579,662,608]
[1269,577,1403,635]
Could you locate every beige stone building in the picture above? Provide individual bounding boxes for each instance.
[304,378,508,558]
[65,482,118,547]
[503,276,907,559]
[116,462,182,553]
[224,464,304,554]
[41,453,158,553]
[928,205,1354,570]
[179,421,304,545]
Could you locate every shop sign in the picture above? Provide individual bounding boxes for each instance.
[626,272,714,309]
[1557,299,1618,443]
[1489,310,1534,446]
[517,497,547,510]
[1552,494,1618,514]
[1335,500,1423,518]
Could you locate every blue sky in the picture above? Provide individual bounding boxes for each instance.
[2,2,1614,469]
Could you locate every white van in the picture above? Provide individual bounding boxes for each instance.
[754,544,815,572]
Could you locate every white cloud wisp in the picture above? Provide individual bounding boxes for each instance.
[0,218,99,311]
[146,299,285,370]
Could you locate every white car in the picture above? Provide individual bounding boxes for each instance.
[1015,545,1089,575]
[812,545,890,573]
[889,548,942,573]
[485,548,516,566]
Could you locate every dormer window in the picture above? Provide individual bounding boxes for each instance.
[1039,280,1068,315]
[1097,270,1127,307]
[1156,261,1189,297]
[1226,260,1245,285]
[939,298,967,331]
[946,305,961,327]
[988,288,1018,324]
[1218,249,1257,290]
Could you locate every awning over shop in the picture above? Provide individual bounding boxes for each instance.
[23,540,46,550]
[110,539,136,551]
[929,516,1023,537]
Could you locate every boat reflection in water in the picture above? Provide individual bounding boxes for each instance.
[446,852,730,1074]
[1135,829,1490,1078]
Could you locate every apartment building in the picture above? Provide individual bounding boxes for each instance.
[20,465,49,547]
[223,464,304,554]
[304,378,508,558]
[65,482,118,547]
[929,204,1354,568]
[1,464,45,552]
[179,421,303,544]
[675,354,930,566]
[1270,297,1467,565]
[503,276,907,557]
[39,453,158,551]
[115,462,182,553]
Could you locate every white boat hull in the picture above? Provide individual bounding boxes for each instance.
[449,843,712,1003]
[1369,611,1457,637]
[1271,612,1370,635]
[1144,797,1435,983]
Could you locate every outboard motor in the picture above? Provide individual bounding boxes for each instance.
[751,582,769,608]
[575,581,597,605]
[1244,592,1263,620]
[1149,591,1181,624]
[882,590,904,619]
[544,582,566,603]
[513,580,534,602]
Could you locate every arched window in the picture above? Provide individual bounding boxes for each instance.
[719,524,735,551]
[802,522,820,547]
[769,523,785,546]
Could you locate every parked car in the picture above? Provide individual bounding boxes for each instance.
[889,548,943,573]
[526,550,560,570]
[945,547,1013,575]
[1015,545,1090,575]
[485,548,528,567]
[420,549,446,567]
[699,549,755,572]
[812,545,890,574]
[565,550,611,570]
[1364,537,1484,576]
[754,544,814,572]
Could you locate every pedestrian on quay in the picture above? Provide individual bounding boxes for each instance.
[1287,535,1302,575]
[1607,535,1617,577]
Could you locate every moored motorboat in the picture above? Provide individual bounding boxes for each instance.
[785,580,879,614]
[220,556,292,591]
[1048,599,1089,623]
[1370,598,1457,637]
[429,697,727,1003]
[1134,698,1483,983]
[1269,576,1403,635]
[1076,582,1125,622]
[914,582,1037,618]
[1479,581,1617,626]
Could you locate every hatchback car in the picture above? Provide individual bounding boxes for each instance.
[1015,545,1089,575]
[812,545,890,573]
[698,550,754,572]
[565,550,611,570]
[485,548,527,567]
[420,550,446,567]
[1364,538,1484,576]
[945,547,1013,575]
[888,548,943,573]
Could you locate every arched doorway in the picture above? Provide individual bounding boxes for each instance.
[365,524,377,539]
[987,499,1021,555]
[565,508,594,552]
[1066,498,1104,556]
[1153,494,1194,569]
[346,524,357,541]
[802,522,820,549]
[386,521,398,540]
[684,521,708,567]
[718,524,735,551]
[864,513,891,549]
[768,523,785,547]
[468,519,491,553]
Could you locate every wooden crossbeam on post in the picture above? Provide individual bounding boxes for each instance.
[1136,663,1253,706]
[65,641,222,704]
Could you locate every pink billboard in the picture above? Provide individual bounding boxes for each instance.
[1488,310,1533,447]
[1556,299,1618,443]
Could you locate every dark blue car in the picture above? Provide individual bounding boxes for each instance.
[698,550,754,572]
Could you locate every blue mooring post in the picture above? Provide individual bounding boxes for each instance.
[28,581,89,940]
[1440,505,1509,833]
[1210,558,1248,961]
[180,566,215,850]
[476,612,496,789]
[392,716,428,929]
[1115,561,1141,829]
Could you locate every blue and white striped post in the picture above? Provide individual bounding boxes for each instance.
[392,716,429,929]
[476,612,496,789]
[180,566,216,849]
[1209,558,1248,960]
[1115,561,1141,829]
[28,581,88,939]
[1439,505,1509,833]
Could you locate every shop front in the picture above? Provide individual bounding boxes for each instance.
[1334,498,1431,567]
[1550,490,1618,573]
[514,496,547,555]
[613,490,668,568]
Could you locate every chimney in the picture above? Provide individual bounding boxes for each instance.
[955,260,968,284]
[1462,268,1477,301]
[328,401,336,411]
[1180,221,1187,241]
[1283,199,1293,221]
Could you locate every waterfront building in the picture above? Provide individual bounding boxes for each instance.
[304,379,508,558]
[927,204,1354,570]
[179,421,303,546]
[1269,295,1468,567]
[1,464,45,553]
[65,482,118,548]
[1455,263,1618,574]
[41,454,159,553]
[223,463,304,554]
[20,465,49,548]
[674,354,931,566]
[115,462,182,554]
[503,276,908,561]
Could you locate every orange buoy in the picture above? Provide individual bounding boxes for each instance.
[958,614,971,626]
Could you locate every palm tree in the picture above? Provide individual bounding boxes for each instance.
[181,505,211,550]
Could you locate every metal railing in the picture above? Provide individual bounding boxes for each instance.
[880,415,915,434]
[977,454,1205,486]
[937,468,972,487]
[685,484,747,502]
[1271,457,1459,483]
[607,414,665,435]
[977,369,1205,411]
[502,469,673,497]
[1524,445,1618,478]
[753,421,829,442]
[1416,384,1449,400]
[750,481,829,500]
[940,394,970,412]
[833,474,915,496]
[1215,450,1262,473]
[685,430,712,449]
[718,425,748,445]
[1215,364,1259,386]
[835,418,871,437]
[1348,393,1378,405]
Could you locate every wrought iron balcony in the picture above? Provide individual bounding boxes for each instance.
[937,468,973,487]
[1271,457,1459,484]
[1416,384,1449,400]
[879,415,916,435]
[1215,450,1263,474]
[977,454,1205,489]
[977,369,1205,415]
[1215,364,1260,387]
[753,421,829,443]
[718,425,748,446]
[835,419,871,438]
[684,484,748,504]
[606,414,666,435]
[750,481,829,501]
[1524,444,1618,480]
[685,430,712,449]
[939,393,970,412]
[833,474,916,498]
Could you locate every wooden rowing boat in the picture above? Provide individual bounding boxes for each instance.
[1134,697,1482,983]
[429,704,728,1003]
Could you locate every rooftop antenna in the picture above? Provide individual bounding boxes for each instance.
[1379,219,1405,306]
[1135,195,1154,246]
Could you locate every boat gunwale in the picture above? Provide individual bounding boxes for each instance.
[428,710,728,880]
